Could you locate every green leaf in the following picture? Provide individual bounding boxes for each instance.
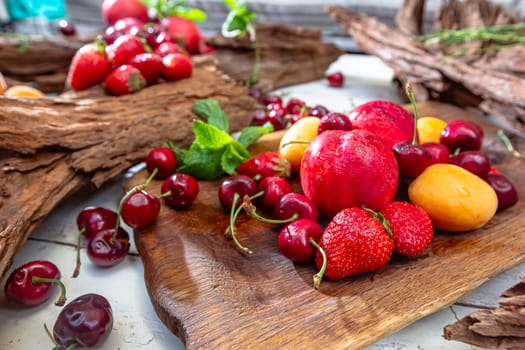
[193,120,233,149]
[177,143,226,180]
[141,0,207,21]
[236,123,274,148]
[167,6,207,22]
[223,0,238,10]
[221,141,251,175]
[192,99,229,132]
[165,140,188,166]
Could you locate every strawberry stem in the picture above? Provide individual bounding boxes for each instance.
[405,81,420,145]
[310,238,326,290]
[363,207,393,238]
[32,276,67,306]
[72,228,84,278]
[242,195,299,224]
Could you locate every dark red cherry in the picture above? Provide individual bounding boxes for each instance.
[392,141,433,179]
[450,150,491,178]
[121,190,161,229]
[440,119,484,152]
[421,142,450,164]
[484,173,519,210]
[277,219,323,263]
[76,206,118,240]
[317,112,352,134]
[266,103,287,130]
[285,98,306,114]
[161,173,199,209]
[274,192,319,222]
[326,71,344,87]
[309,104,329,118]
[56,19,77,36]
[4,260,65,306]
[256,176,293,210]
[145,147,177,180]
[250,108,269,126]
[259,94,282,106]
[86,227,130,267]
[53,293,113,349]
[218,174,257,210]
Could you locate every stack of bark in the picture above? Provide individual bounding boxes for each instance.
[326,0,525,134]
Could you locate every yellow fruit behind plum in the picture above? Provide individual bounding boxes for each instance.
[417,116,447,144]
[0,72,7,95]
[408,163,498,232]
[278,116,320,172]
[4,85,45,98]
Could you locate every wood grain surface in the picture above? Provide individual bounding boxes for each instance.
[127,102,525,350]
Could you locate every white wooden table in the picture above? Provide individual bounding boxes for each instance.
[1,54,522,350]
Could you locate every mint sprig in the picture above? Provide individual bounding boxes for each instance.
[167,99,273,180]
[141,0,207,21]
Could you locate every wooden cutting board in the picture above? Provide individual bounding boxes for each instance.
[126,102,525,350]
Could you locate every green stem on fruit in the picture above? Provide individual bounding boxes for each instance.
[363,207,393,238]
[45,323,78,350]
[404,81,419,145]
[114,168,159,242]
[497,129,524,159]
[32,276,67,306]
[72,228,85,278]
[309,238,326,290]
[227,193,253,254]
[280,140,312,148]
[242,195,299,224]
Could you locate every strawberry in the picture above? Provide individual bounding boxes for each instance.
[161,53,192,81]
[154,42,189,58]
[315,207,393,280]
[106,34,148,68]
[127,52,163,85]
[160,16,201,54]
[380,201,433,257]
[66,41,112,91]
[236,152,291,181]
[104,65,146,96]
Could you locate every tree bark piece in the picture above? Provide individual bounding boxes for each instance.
[395,0,426,35]
[0,55,256,280]
[444,278,525,349]
[325,1,525,134]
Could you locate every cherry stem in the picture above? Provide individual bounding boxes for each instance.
[228,193,253,254]
[497,129,524,159]
[45,323,78,350]
[309,238,326,290]
[114,168,159,241]
[405,81,420,145]
[72,228,85,278]
[242,195,299,224]
[32,276,67,306]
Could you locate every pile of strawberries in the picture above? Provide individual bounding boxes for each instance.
[66,15,209,96]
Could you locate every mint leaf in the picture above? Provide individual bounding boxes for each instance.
[177,143,225,180]
[193,120,233,149]
[165,140,188,166]
[221,141,251,175]
[237,123,273,148]
[140,0,207,21]
[221,0,256,39]
[192,99,229,132]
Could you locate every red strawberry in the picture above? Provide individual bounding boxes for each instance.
[154,42,189,58]
[106,34,148,68]
[127,52,163,85]
[380,201,433,257]
[104,65,146,96]
[66,41,112,91]
[236,152,291,181]
[161,53,192,81]
[315,207,393,280]
[160,16,201,54]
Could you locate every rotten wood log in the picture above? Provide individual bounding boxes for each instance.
[207,22,345,91]
[325,1,525,134]
[0,55,256,280]
[0,22,344,94]
[444,278,525,349]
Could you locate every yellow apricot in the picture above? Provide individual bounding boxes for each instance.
[417,116,447,144]
[278,116,320,172]
[4,85,45,98]
[408,163,498,232]
[0,72,6,95]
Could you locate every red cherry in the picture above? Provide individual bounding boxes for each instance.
[161,173,200,209]
[392,141,433,179]
[317,112,352,134]
[76,206,118,240]
[285,98,306,114]
[145,147,177,180]
[121,190,161,229]
[326,71,344,87]
[4,260,66,306]
[450,150,491,178]
[86,227,130,267]
[274,192,319,222]
[256,176,293,210]
[56,19,77,36]
[440,119,484,152]
[250,108,269,126]
[484,173,519,210]
[218,174,257,210]
[53,293,113,348]
[309,104,330,118]
[259,94,282,106]
[421,142,450,164]
[277,219,323,263]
